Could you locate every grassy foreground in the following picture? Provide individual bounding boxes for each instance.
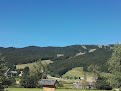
[5,88,110,91]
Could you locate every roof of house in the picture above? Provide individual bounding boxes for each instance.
[39,79,58,86]
[78,81,87,83]
[11,71,17,73]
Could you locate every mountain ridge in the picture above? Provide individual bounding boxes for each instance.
[0,44,114,76]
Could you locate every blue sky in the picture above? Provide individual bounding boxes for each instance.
[0,0,121,48]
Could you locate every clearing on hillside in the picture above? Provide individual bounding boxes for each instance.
[62,67,100,82]
[62,67,87,79]
[16,60,53,70]
[62,67,111,82]
[88,49,96,53]
[76,52,85,56]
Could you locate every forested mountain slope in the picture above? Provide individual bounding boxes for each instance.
[49,47,112,76]
[0,44,114,76]
[0,45,85,64]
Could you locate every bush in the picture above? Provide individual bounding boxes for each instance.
[56,81,64,89]
[96,76,112,90]
[20,75,38,88]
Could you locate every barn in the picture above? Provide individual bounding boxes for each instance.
[39,79,58,91]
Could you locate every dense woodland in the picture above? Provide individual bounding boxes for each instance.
[0,45,114,76]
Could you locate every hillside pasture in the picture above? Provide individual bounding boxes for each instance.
[62,67,111,81]
[88,49,96,53]
[16,60,53,70]
[62,67,88,79]
[76,52,85,56]
[62,67,95,79]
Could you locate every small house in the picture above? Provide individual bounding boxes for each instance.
[18,71,23,77]
[87,77,96,82]
[11,71,17,76]
[39,79,58,91]
[5,68,17,77]
[87,77,96,89]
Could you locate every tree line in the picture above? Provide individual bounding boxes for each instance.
[0,45,113,71]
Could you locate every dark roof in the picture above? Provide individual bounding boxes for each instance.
[39,79,58,86]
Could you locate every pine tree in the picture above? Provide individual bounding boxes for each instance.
[107,44,121,88]
[0,53,7,90]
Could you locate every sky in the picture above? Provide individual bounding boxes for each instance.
[0,0,121,48]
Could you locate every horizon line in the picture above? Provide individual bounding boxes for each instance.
[0,44,115,48]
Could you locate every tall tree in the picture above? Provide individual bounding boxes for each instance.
[20,60,47,88]
[23,67,30,75]
[107,44,121,88]
[96,76,112,90]
[20,75,38,88]
[87,64,100,77]
[30,61,44,80]
[0,54,14,90]
[0,54,7,90]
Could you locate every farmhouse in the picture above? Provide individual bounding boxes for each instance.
[5,68,17,77]
[87,77,96,82]
[39,79,58,91]
[87,77,96,88]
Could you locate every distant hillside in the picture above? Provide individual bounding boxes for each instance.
[0,44,114,76]
[49,45,113,76]
[0,45,89,65]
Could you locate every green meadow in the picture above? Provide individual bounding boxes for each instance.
[5,88,110,91]
[16,60,53,70]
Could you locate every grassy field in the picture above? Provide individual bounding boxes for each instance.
[62,67,84,78]
[16,60,53,70]
[88,49,96,53]
[62,67,94,80]
[62,67,112,80]
[76,52,85,56]
[5,88,110,91]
